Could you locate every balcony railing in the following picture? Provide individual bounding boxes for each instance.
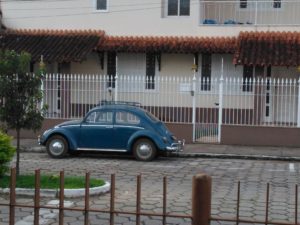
[199,0,300,26]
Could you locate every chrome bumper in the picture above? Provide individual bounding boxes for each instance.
[37,135,44,145]
[37,135,41,145]
[166,140,185,152]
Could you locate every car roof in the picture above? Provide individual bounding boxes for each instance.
[91,104,145,113]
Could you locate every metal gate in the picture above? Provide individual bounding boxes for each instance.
[194,77,223,143]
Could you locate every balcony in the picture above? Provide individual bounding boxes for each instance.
[199,0,300,26]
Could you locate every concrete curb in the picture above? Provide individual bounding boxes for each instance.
[19,145,300,162]
[20,146,45,153]
[0,181,110,198]
[174,153,300,161]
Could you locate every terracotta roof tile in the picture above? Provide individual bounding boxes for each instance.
[97,35,236,53]
[0,29,104,62]
[234,31,300,66]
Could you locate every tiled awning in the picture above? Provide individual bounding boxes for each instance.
[4,29,300,66]
[0,29,104,63]
[97,35,236,54]
[233,31,300,66]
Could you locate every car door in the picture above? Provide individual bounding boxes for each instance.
[79,109,114,150]
[113,110,142,150]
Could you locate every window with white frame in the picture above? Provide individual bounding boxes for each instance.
[201,54,211,91]
[107,52,116,88]
[168,0,190,16]
[273,0,281,8]
[146,53,156,90]
[240,0,247,9]
[95,0,108,11]
[239,0,281,10]
[242,65,253,92]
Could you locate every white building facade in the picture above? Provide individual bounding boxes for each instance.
[2,0,300,146]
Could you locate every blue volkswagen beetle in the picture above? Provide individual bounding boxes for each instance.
[39,102,184,161]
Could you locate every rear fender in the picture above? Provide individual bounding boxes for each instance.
[127,130,165,152]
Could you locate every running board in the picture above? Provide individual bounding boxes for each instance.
[76,148,127,152]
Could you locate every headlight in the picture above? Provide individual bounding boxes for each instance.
[43,129,52,135]
[162,137,168,143]
[171,135,177,141]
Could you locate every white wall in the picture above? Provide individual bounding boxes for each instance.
[2,0,197,36]
[71,53,104,74]
[117,53,146,75]
[3,0,300,37]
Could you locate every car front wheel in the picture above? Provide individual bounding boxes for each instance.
[133,138,157,161]
[46,135,68,158]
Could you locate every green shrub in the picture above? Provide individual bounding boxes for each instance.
[0,131,15,177]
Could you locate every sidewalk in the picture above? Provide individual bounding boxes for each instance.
[14,139,300,161]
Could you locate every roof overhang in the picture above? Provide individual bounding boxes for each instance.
[0,29,104,63]
[233,31,300,67]
[97,35,237,54]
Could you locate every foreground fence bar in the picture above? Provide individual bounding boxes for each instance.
[236,181,240,225]
[9,168,16,225]
[110,174,115,225]
[136,174,141,225]
[192,173,212,225]
[34,169,40,225]
[59,171,64,225]
[265,183,270,225]
[163,176,167,225]
[4,169,300,225]
[296,185,298,225]
[84,172,90,225]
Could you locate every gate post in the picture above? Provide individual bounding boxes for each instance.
[297,78,300,127]
[218,58,224,143]
[192,173,212,225]
[192,56,197,142]
[192,75,196,142]
[114,54,118,102]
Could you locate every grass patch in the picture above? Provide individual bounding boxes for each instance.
[0,175,105,189]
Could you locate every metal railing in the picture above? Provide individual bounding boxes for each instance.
[1,168,299,225]
[41,74,300,128]
[199,0,300,26]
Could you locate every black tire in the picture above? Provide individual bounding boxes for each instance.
[133,138,157,161]
[46,135,68,158]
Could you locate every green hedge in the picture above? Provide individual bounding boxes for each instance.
[0,131,15,177]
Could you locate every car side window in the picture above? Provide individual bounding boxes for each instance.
[116,111,140,125]
[86,111,113,124]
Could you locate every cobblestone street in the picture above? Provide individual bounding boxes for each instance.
[1,152,300,224]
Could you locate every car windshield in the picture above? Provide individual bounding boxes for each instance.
[145,111,160,122]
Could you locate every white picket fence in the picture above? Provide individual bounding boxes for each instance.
[41,74,300,142]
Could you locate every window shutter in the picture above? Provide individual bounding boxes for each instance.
[107,52,116,88]
[146,53,156,89]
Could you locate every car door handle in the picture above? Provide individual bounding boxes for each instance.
[105,125,113,129]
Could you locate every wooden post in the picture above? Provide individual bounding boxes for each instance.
[9,168,16,225]
[192,173,212,225]
[34,169,40,225]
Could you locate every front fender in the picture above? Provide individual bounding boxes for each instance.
[127,130,166,152]
[42,128,78,151]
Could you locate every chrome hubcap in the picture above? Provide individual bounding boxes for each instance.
[137,143,152,157]
[49,140,64,155]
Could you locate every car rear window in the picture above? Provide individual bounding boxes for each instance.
[116,111,140,125]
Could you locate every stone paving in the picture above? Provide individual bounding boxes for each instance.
[1,152,300,224]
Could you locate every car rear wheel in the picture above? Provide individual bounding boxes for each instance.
[133,138,157,161]
[46,135,68,158]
